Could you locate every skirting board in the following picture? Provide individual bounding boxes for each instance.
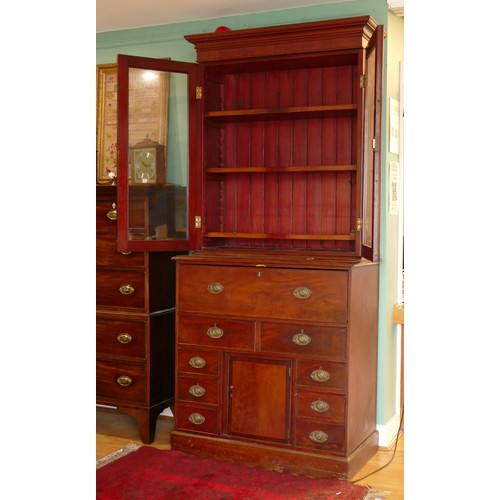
[376,412,402,449]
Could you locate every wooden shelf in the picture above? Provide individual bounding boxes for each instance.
[205,165,357,174]
[205,232,355,241]
[205,104,357,122]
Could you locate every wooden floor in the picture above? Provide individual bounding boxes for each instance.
[96,408,404,499]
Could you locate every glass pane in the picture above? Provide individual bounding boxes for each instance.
[362,47,376,249]
[127,68,188,241]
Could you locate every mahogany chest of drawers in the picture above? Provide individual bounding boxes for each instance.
[96,185,183,443]
[171,252,379,479]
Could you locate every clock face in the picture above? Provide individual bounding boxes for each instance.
[133,148,156,183]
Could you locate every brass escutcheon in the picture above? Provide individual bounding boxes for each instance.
[310,368,331,382]
[119,284,135,295]
[189,356,206,369]
[117,375,132,387]
[117,333,132,344]
[310,400,330,413]
[292,329,311,346]
[309,430,329,444]
[206,323,224,339]
[188,413,206,425]
[189,384,206,398]
[106,203,117,220]
[207,282,224,294]
[293,287,312,299]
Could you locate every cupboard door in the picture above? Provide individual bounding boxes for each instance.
[227,356,291,443]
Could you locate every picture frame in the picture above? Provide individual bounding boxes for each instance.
[96,62,170,183]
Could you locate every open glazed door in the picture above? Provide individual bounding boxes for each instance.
[361,25,384,262]
[116,55,201,253]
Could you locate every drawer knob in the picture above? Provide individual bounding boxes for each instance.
[292,329,311,346]
[207,282,224,294]
[310,400,330,413]
[189,356,207,369]
[117,375,132,387]
[310,368,331,383]
[117,333,132,344]
[188,413,206,425]
[293,287,312,299]
[106,203,117,220]
[309,430,329,444]
[119,284,135,295]
[206,323,224,339]
[189,384,206,398]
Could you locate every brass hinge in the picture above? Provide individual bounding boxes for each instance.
[372,137,380,151]
[196,86,202,99]
[195,215,202,228]
[360,74,365,89]
[356,218,362,231]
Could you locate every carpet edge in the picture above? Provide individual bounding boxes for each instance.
[96,443,141,469]
[363,486,392,499]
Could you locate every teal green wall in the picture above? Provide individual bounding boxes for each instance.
[97,0,403,432]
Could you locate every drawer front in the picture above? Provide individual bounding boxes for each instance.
[295,391,346,423]
[261,322,346,361]
[296,360,346,393]
[177,348,219,376]
[96,317,146,359]
[96,199,118,230]
[177,376,219,405]
[294,419,345,452]
[96,270,146,310]
[96,360,146,404]
[96,231,145,267]
[178,265,348,323]
[177,316,255,351]
[175,404,218,435]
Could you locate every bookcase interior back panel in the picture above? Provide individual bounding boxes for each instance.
[202,56,359,251]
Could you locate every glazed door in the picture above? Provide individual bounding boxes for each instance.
[227,356,291,443]
[361,25,383,262]
[116,55,201,253]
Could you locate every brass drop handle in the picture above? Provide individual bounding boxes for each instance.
[189,384,206,398]
[117,375,132,387]
[310,400,330,413]
[117,333,132,344]
[206,323,224,339]
[292,329,311,346]
[310,368,331,383]
[106,203,118,220]
[189,356,206,369]
[309,430,329,444]
[293,287,312,299]
[120,251,132,255]
[119,284,135,295]
[188,413,206,425]
[207,282,224,294]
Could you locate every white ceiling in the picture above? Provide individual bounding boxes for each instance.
[96,0,403,33]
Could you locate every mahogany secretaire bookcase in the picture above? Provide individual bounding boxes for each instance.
[116,15,383,479]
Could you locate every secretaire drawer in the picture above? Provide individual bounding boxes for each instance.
[96,360,146,404]
[295,391,346,423]
[177,316,256,351]
[175,404,218,435]
[260,322,346,361]
[177,264,348,323]
[177,349,220,376]
[296,360,346,393]
[96,270,146,310]
[96,232,145,267]
[177,375,219,406]
[96,317,146,360]
[294,419,345,453]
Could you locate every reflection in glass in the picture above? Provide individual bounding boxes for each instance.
[127,69,188,242]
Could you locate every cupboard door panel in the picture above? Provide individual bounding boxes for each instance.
[228,357,291,443]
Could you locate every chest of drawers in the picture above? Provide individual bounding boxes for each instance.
[171,252,379,479]
[96,185,183,443]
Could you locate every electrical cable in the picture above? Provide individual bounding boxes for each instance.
[351,407,404,484]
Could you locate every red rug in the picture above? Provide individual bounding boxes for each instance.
[96,444,385,499]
